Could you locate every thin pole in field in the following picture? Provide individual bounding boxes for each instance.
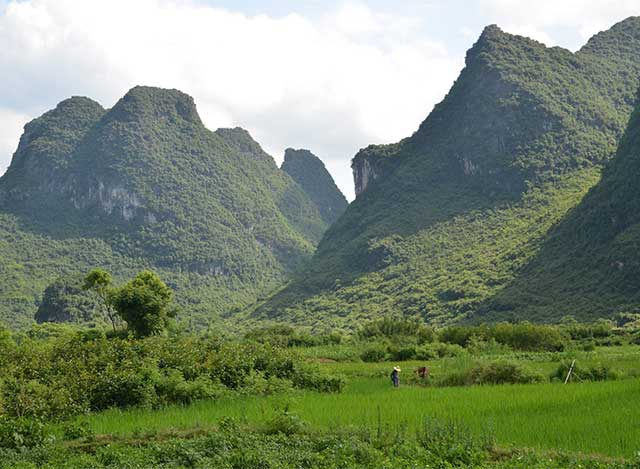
[564,359,576,384]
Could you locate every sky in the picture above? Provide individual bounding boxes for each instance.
[0,1,638,200]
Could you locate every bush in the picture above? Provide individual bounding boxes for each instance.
[387,345,417,361]
[262,412,306,436]
[433,342,466,358]
[0,334,343,420]
[155,370,225,405]
[551,362,620,382]
[360,346,387,362]
[357,317,434,342]
[467,361,545,385]
[466,336,511,355]
[434,360,544,387]
[0,417,51,449]
[415,344,439,360]
[291,368,344,393]
[563,320,614,340]
[61,420,94,441]
[440,323,566,352]
[418,418,492,467]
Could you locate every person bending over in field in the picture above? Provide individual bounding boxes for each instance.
[390,366,401,387]
[415,366,429,381]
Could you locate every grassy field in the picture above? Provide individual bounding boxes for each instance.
[84,371,640,458]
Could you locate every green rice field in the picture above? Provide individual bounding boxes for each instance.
[84,371,640,458]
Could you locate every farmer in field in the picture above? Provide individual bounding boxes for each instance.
[390,366,401,387]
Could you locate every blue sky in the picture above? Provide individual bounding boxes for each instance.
[0,0,638,199]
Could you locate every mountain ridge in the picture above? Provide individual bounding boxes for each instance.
[281,148,348,225]
[0,86,339,328]
[252,17,640,329]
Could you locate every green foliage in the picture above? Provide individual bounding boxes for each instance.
[466,361,545,385]
[281,148,348,225]
[61,420,94,441]
[0,333,343,421]
[360,345,387,363]
[111,270,173,337]
[0,86,338,329]
[357,317,435,343]
[440,323,566,352]
[0,416,50,450]
[82,268,119,329]
[256,19,640,327]
[35,275,98,324]
[551,362,620,382]
[0,425,636,468]
[244,324,342,348]
[262,411,307,436]
[418,418,493,467]
[485,92,640,321]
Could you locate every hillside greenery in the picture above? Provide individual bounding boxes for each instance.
[281,148,348,225]
[0,86,343,329]
[479,89,640,321]
[0,319,639,467]
[255,18,640,327]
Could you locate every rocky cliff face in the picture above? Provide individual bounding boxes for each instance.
[352,154,379,197]
[281,148,348,224]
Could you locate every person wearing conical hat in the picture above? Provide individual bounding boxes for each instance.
[390,366,401,387]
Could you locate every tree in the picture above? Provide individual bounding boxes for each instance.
[112,270,174,337]
[83,269,118,331]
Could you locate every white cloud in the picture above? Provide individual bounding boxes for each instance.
[498,24,556,46]
[0,109,29,174]
[0,0,463,200]
[481,0,639,46]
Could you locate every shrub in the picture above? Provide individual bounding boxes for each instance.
[563,320,614,340]
[360,346,387,362]
[291,368,344,393]
[467,361,545,385]
[440,323,566,352]
[434,360,544,387]
[357,317,434,342]
[262,412,306,436]
[387,345,417,361]
[418,418,492,467]
[0,417,51,449]
[415,344,439,360]
[61,420,94,441]
[466,336,511,355]
[0,334,342,420]
[433,342,466,358]
[155,370,224,405]
[551,362,620,382]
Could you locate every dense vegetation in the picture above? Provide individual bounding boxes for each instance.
[255,18,640,327]
[480,89,640,321]
[0,86,345,329]
[281,148,348,225]
[0,318,638,467]
[0,324,342,423]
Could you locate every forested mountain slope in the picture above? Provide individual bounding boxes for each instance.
[281,148,348,225]
[479,93,640,322]
[253,18,640,329]
[0,86,333,328]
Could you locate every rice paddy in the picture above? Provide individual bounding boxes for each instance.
[84,369,640,458]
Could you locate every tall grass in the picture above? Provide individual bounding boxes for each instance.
[85,377,640,458]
